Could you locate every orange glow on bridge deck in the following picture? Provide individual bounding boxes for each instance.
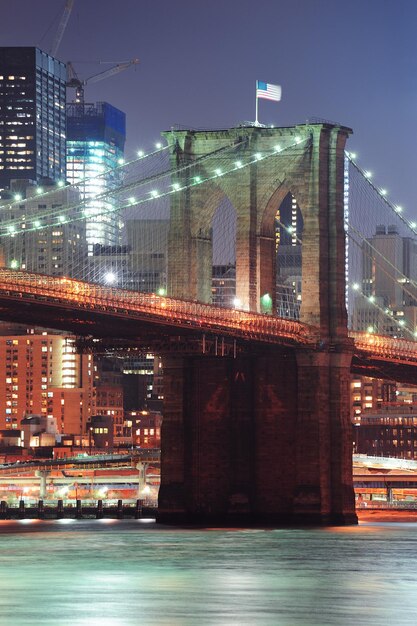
[0,269,417,364]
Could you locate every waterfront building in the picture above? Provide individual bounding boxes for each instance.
[350,375,396,423]
[0,47,66,189]
[126,409,162,448]
[20,414,58,448]
[0,330,93,434]
[87,414,114,450]
[122,353,163,411]
[66,101,126,254]
[92,357,124,437]
[353,409,417,459]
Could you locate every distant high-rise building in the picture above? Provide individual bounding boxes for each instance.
[86,219,169,290]
[0,47,66,188]
[353,225,417,335]
[212,264,236,308]
[0,179,85,278]
[66,101,126,253]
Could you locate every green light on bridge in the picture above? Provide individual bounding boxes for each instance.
[260,293,273,314]
[10,259,19,269]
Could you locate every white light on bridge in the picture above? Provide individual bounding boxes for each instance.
[128,196,136,205]
[104,272,117,284]
[14,193,22,201]
[295,136,302,144]
[367,326,374,333]
[33,220,41,229]
[150,190,159,198]
[254,153,262,161]
[395,205,403,213]
[194,176,201,183]
[274,145,282,153]
[380,189,387,196]
[172,182,180,191]
[137,150,144,157]
[350,152,357,159]
[233,297,242,309]
[117,158,125,165]
[234,161,243,168]
[10,259,19,269]
[215,168,222,176]
[57,180,65,188]
[155,142,162,149]
[36,187,43,194]
[352,283,360,290]
[410,222,417,229]
[364,171,372,179]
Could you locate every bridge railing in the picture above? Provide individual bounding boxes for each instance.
[350,330,417,362]
[0,269,317,346]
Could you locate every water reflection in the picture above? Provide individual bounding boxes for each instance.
[0,520,416,625]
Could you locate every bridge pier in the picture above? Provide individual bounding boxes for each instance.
[35,470,50,500]
[293,349,356,525]
[136,461,147,499]
[157,348,357,527]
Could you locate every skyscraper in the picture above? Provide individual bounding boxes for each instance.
[0,47,66,188]
[66,101,126,253]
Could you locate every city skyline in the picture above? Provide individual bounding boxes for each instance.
[1,0,416,218]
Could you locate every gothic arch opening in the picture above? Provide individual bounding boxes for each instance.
[261,188,304,319]
[211,196,237,308]
[275,192,304,319]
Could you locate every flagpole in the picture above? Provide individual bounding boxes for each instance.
[255,81,259,126]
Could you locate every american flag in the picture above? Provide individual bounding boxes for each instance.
[256,81,282,102]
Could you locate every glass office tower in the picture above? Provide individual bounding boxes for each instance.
[66,101,126,253]
[0,47,66,189]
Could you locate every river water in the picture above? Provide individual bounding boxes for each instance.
[0,519,416,626]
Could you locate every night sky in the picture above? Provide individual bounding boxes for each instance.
[2,0,417,216]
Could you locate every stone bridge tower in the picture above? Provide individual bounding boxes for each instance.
[158,124,357,526]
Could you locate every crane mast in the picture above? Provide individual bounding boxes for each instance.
[50,0,74,58]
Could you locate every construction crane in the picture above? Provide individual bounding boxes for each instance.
[50,0,74,58]
[66,59,140,103]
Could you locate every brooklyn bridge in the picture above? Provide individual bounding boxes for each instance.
[1,122,416,525]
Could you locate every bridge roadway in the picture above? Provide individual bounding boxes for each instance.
[0,270,416,378]
[0,452,161,501]
[0,450,160,477]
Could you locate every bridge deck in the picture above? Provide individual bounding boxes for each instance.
[0,270,416,368]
